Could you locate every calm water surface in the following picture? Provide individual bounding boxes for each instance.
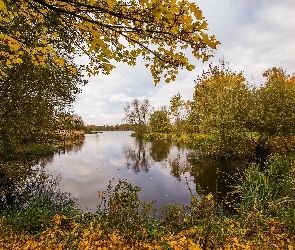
[46,131,244,212]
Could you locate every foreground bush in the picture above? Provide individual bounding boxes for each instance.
[1,155,295,249]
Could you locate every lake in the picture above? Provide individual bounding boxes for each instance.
[46,131,245,212]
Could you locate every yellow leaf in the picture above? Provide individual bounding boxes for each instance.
[10,42,21,51]
[0,0,6,11]
[68,65,77,74]
[165,78,171,83]
[107,0,114,8]
[56,58,65,66]
[6,60,13,68]
[14,58,23,64]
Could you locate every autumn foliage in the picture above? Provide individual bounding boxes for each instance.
[0,0,219,84]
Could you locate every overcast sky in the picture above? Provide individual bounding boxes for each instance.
[74,0,295,126]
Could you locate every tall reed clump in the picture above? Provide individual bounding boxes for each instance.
[234,154,295,244]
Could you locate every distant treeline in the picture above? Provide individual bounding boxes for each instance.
[84,124,134,133]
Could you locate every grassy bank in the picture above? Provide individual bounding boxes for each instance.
[143,132,216,151]
[143,132,295,160]
[1,155,295,249]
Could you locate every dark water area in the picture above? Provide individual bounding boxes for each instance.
[46,131,247,212]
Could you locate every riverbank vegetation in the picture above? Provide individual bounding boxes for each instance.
[125,60,295,160]
[0,155,295,249]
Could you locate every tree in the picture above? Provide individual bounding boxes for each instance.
[0,0,219,84]
[249,68,295,136]
[0,58,86,157]
[185,100,201,134]
[192,62,295,158]
[247,67,295,156]
[169,93,191,134]
[0,12,87,159]
[58,114,85,131]
[123,99,152,137]
[0,11,87,205]
[149,109,171,133]
[193,60,252,157]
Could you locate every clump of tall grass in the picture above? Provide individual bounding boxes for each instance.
[235,154,295,235]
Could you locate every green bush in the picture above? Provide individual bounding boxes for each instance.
[95,179,157,242]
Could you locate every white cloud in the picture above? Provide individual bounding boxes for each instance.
[109,93,133,103]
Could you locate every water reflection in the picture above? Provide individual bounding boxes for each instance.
[188,154,247,206]
[149,140,171,162]
[123,139,152,174]
[0,156,74,212]
[123,138,191,182]
[46,132,247,212]
[169,149,192,182]
[58,139,84,154]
